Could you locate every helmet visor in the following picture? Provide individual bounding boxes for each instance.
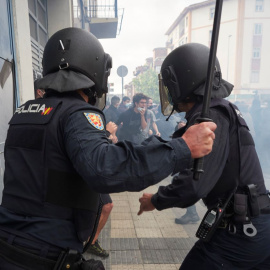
[158,73,175,116]
[95,93,106,111]
[100,54,112,97]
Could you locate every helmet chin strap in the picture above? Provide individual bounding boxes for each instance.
[83,88,97,106]
[166,104,178,121]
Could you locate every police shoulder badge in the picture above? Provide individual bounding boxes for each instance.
[84,112,104,130]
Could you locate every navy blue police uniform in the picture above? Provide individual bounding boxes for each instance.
[0,92,192,269]
[151,98,270,270]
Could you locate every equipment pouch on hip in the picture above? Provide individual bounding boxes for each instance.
[245,184,260,217]
[233,193,247,223]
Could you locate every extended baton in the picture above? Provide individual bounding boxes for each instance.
[193,0,224,180]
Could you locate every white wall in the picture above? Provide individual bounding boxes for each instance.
[245,0,270,17]
[12,0,35,104]
[191,1,238,84]
[241,0,270,90]
[216,21,238,84]
[47,0,73,38]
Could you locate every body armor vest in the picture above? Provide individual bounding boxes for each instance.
[2,94,103,243]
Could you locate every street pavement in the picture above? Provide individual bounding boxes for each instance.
[85,177,206,270]
[85,173,270,269]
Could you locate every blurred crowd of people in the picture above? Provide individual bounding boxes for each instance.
[234,95,270,179]
[104,93,186,144]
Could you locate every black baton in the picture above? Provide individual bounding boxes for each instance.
[193,0,224,180]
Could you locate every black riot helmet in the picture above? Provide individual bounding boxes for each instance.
[39,27,112,106]
[159,43,233,115]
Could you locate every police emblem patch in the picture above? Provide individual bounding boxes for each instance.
[84,113,104,130]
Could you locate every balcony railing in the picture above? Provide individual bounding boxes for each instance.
[73,0,123,38]
[73,0,117,21]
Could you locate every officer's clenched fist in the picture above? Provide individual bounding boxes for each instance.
[182,122,217,158]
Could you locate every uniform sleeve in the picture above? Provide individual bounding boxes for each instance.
[151,108,230,210]
[63,110,192,194]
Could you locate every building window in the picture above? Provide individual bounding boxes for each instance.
[29,15,38,41]
[28,0,48,74]
[209,7,215,19]
[179,27,184,38]
[28,0,48,47]
[179,39,185,46]
[185,16,188,28]
[255,0,264,12]
[179,20,185,38]
[250,71,260,83]
[253,48,261,58]
[254,23,262,35]
[209,30,212,46]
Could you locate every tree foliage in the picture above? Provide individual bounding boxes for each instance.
[132,68,159,103]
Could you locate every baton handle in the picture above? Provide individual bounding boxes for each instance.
[193,158,205,181]
[193,117,213,181]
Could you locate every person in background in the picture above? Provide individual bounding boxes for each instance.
[118,96,131,114]
[249,94,261,143]
[147,97,161,137]
[34,78,45,99]
[175,205,200,224]
[104,95,120,123]
[87,121,117,258]
[258,100,270,175]
[173,119,200,225]
[234,101,255,138]
[116,93,160,143]
[104,100,111,110]
[147,97,154,110]
[87,194,113,258]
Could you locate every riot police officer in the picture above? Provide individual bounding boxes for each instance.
[138,43,270,270]
[0,29,216,269]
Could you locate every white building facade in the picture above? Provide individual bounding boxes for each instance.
[165,0,270,102]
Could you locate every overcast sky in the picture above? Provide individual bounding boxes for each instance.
[100,0,204,95]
